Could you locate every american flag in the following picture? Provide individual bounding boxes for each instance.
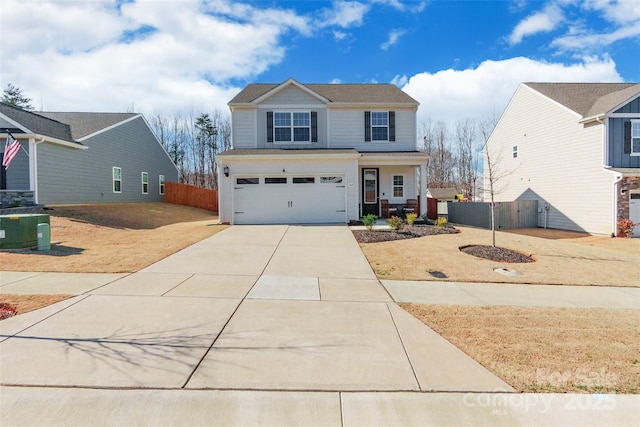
[2,131,21,169]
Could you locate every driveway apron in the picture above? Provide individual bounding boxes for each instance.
[0,224,510,392]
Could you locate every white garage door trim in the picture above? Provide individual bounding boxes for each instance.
[232,174,347,224]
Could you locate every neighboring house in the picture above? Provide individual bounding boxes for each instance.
[0,103,178,205]
[426,187,458,201]
[216,79,428,224]
[485,82,640,236]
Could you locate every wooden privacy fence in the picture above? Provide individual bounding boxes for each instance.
[426,197,438,220]
[447,200,538,230]
[164,182,218,212]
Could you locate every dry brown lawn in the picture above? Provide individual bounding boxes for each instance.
[360,226,640,287]
[401,304,640,394]
[0,294,73,315]
[0,203,226,273]
[1,202,226,318]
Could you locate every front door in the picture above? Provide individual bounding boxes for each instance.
[362,168,379,216]
[630,191,640,237]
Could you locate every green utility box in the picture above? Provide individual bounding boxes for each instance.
[0,214,51,249]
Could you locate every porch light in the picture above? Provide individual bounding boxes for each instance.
[224,166,229,177]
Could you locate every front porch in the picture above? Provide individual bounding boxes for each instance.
[358,152,428,220]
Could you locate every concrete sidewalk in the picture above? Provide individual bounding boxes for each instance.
[1,224,638,426]
[2,386,638,427]
[382,280,640,309]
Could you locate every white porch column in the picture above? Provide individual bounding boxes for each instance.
[420,161,427,216]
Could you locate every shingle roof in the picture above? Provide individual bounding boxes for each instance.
[524,82,640,117]
[37,112,137,139]
[427,187,458,199]
[229,81,418,105]
[0,102,76,143]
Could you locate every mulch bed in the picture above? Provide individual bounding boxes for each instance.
[352,224,458,243]
[460,245,534,263]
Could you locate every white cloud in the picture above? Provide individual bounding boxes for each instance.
[508,4,564,45]
[586,0,640,25]
[374,0,427,13]
[401,56,623,129]
[391,74,408,87]
[552,20,640,52]
[317,1,370,28]
[380,29,407,50]
[0,0,307,115]
[333,30,348,40]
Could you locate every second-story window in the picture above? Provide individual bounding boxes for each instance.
[371,112,388,141]
[365,111,395,142]
[274,112,310,143]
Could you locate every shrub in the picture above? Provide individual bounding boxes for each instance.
[362,214,378,230]
[387,215,404,231]
[435,217,447,229]
[406,212,417,225]
[617,218,638,238]
[396,207,407,220]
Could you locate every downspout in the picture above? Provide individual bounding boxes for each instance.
[33,137,45,204]
[595,115,620,237]
[608,172,623,237]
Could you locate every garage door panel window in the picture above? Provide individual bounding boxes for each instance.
[237,178,259,185]
[321,176,343,183]
[293,177,315,184]
[265,177,287,184]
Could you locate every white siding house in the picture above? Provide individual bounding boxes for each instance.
[486,82,640,236]
[218,79,428,225]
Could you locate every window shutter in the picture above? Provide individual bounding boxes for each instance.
[389,111,395,142]
[624,121,631,154]
[267,111,273,143]
[311,111,318,143]
[364,111,371,142]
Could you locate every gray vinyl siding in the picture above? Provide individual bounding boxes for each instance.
[0,117,15,128]
[608,117,640,168]
[231,109,256,149]
[256,108,328,149]
[264,86,323,105]
[4,139,30,190]
[329,108,416,152]
[37,116,178,204]
[613,97,640,114]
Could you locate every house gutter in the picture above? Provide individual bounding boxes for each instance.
[604,168,623,237]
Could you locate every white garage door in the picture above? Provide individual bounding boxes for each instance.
[233,175,346,224]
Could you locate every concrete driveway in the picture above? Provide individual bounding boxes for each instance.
[1,225,508,392]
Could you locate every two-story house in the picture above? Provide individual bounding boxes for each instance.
[485,82,640,236]
[217,79,428,224]
[0,103,178,206]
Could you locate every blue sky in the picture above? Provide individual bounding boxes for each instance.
[1,0,639,127]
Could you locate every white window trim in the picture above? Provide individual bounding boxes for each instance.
[631,120,640,156]
[273,110,312,144]
[159,175,165,195]
[113,167,122,194]
[371,111,389,143]
[392,174,404,198]
[141,172,148,194]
